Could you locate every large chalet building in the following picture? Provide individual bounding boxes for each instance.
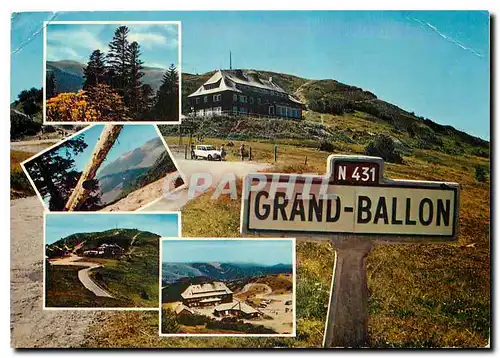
[187,69,304,119]
[181,282,233,307]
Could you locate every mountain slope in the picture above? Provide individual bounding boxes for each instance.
[46,228,160,255]
[94,137,174,204]
[97,137,166,178]
[179,70,488,153]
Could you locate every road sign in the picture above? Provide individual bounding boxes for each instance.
[241,155,459,242]
[240,155,460,347]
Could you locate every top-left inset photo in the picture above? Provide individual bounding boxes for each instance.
[43,21,181,124]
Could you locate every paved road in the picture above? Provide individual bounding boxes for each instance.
[77,267,112,298]
[50,254,114,298]
[145,156,271,211]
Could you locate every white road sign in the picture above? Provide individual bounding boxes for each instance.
[240,155,460,240]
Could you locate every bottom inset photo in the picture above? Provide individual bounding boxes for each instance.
[44,212,180,309]
[160,238,296,337]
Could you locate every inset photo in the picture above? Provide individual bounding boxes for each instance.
[22,124,185,212]
[160,238,296,337]
[44,212,180,309]
[43,21,181,124]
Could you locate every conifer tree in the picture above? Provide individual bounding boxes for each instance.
[83,49,107,89]
[46,72,57,99]
[24,136,103,210]
[153,64,179,120]
[106,26,131,96]
[126,41,145,115]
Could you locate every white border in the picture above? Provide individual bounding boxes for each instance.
[42,20,182,125]
[20,124,188,212]
[43,211,181,311]
[158,237,297,338]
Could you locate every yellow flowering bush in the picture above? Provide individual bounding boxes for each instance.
[46,85,129,122]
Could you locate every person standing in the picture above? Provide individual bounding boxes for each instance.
[190,144,195,160]
[220,145,226,161]
[239,143,245,161]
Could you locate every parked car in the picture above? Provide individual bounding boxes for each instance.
[194,145,222,161]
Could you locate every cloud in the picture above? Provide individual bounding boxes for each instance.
[47,27,106,61]
[128,33,169,49]
[46,44,83,61]
[147,62,167,69]
[128,24,179,50]
[407,16,484,58]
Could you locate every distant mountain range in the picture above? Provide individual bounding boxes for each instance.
[96,137,167,204]
[47,60,166,94]
[161,262,293,285]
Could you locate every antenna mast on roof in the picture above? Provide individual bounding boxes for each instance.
[230,51,232,70]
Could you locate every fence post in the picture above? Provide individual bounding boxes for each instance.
[305,156,308,166]
[249,147,252,161]
[274,145,278,162]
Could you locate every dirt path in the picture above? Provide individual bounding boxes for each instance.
[10,196,110,348]
[145,156,271,211]
[10,139,60,153]
[239,283,272,297]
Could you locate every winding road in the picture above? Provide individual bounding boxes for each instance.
[49,254,113,298]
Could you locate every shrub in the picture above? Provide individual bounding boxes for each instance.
[46,85,129,122]
[161,308,180,333]
[177,313,211,326]
[317,140,335,152]
[206,319,277,334]
[475,165,489,183]
[365,134,403,164]
[11,170,34,196]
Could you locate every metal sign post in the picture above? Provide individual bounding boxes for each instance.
[240,155,460,348]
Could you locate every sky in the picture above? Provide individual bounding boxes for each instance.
[11,11,490,139]
[36,124,164,205]
[162,240,293,266]
[46,22,179,69]
[46,213,179,245]
[52,124,163,176]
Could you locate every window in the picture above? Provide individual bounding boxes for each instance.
[195,97,200,104]
[232,106,238,114]
[214,107,222,115]
[204,96,208,103]
[213,94,221,102]
[233,94,238,101]
[239,95,247,103]
[249,97,254,104]
[257,97,261,105]
[196,109,204,116]
[239,107,248,114]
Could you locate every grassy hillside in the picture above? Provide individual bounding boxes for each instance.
[83,130,489,347]
[45,265,132,308]
[115,150,179,202]
[46,229,160,308]
[11,150,35,199]
[179,70,488,154]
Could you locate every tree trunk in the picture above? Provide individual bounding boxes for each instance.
[64,125,123,211]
